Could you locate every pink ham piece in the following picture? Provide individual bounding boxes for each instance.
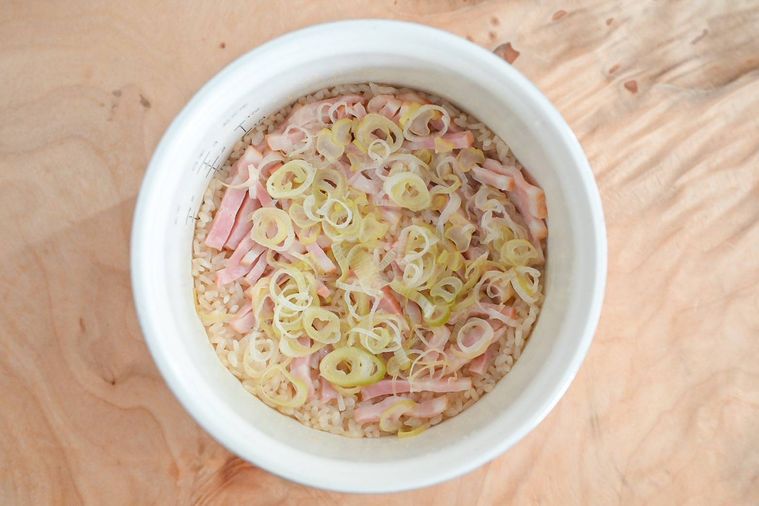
[404,300,422,325]
[216,264,251,286]
[289,356,315,399]
[471,165,515,191]
[379,286,403,315]
[426,327,450,352]
[411,395,448,418]
[278,240,305,265]
[404,131,474,151]
[224,196,260,250]
[310,346,331,369]
[316,280,331,299]
[464,246,487,261]
[320,380,339,402]
[241,247,263,266]
[230,304,255,334]
[215,240,265,286]
[379,207,402,224]
[360,377,472,401]
[353,395,449,424]
[255,180,274,207]
[350,101,367,119]
[333,159,353,181]
[306,242,336,273]
[316,234,331,249]
[205,146,263,250]
[469,344,497,375]
[348,172,381,195]
[228,237,258,267]
[483,158,547,241]
[266,127,307,153]
[367,95,403,119]
[289,240,306,254]
[423,327,451,363]
[354,396,409,424]
[244,254,268,286]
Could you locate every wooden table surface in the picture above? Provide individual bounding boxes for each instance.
[2,1,758,504]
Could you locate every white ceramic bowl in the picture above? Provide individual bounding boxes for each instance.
[131,20,606,493]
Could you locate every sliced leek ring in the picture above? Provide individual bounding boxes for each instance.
[319,346,386,387]
[250,208,295,252]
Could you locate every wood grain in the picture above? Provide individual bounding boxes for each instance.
[1,1,758,504]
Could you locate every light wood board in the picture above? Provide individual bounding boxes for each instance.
[1,1,758,504]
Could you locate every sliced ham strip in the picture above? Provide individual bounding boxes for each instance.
[216,264,250,286]
[306,242,336,273]
[360,377,472,401]
[469,344,497,375]
[379,286,403,315]
[230,304,255,334]
[310,346,331,369]
[526,219,547,243]
[316,234,331,249]
[471,166,515,191]
[405,300,422,325]
[378,207,402,228]
[350,101,367,119]
[288,240,306,255]
[224,196,259,250]
[227,237,256,267]
[482,158,509,175]
[229,314,254,334]
[255,180,274,207]
[241,246,263,266]
[444,131,475,148]
[348,172,381,194]
[354,396,409,423]
[486,159,547,219]
[316,280,332,299]
[266,127,306,152]
[216,241,265,286]
[205,146,263,249]
[242,243,266,267]
[426,328,450,352]
[423,327,451,363]
[409,396,449,419]
[367,95,402,119]
[483,158,547,242]
[244,254,268,286]
[320,380,339,402]
[353,395,449,424]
